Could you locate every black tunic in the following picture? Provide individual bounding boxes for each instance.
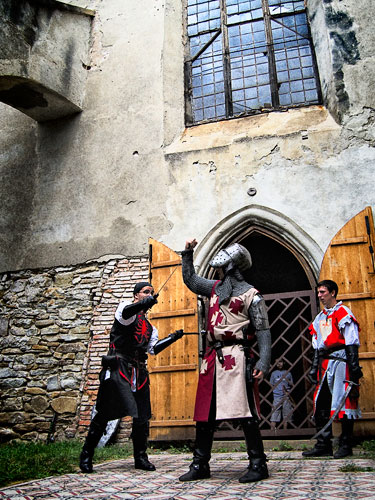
[96,304,155,421]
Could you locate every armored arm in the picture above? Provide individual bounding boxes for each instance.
[121,295,158,319]
[181,249,216,297]
[249,295,271,375]
[153,329,185,355]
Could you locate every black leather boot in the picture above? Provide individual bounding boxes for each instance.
[239,419,269,483]
[334,417,353,458]
[239,457,269,483]
[132,420,156,471]
[179,422,214,481]
[79,417,107,473]
[302,411,333,457]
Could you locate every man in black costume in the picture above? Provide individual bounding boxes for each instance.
[79,281,184,473]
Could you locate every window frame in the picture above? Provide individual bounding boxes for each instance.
[184,0,322,126]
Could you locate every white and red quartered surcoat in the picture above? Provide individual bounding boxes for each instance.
[194,283,260,422]
[308,302,361,420]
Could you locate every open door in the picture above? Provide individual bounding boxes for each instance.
[320,206,375,435]
[148,238,199,440]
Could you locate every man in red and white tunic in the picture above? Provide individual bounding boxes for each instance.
[179,239,271,483]
[302,279,362,459]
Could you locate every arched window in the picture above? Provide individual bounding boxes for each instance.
[185,0,322,125]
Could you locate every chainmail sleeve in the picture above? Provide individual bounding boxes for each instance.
[249,294,271,375]
[181,249,216,298]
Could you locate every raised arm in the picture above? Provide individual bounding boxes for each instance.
[181,239,216,298]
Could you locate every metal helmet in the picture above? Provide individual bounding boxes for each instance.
[209,243,252,273]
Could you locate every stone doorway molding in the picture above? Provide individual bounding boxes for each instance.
[192,204,323,285]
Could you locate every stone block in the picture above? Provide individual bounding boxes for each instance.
[51,396,77,414]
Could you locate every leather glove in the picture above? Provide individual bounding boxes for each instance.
[122,293,158,319]
[307,368,318,385]
[307,349,319,385]
[349,383,360,401]
[170,329,184,341]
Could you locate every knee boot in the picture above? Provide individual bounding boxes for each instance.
[179,422,214,481]
[334,417,353,459]
[132,420,156,471]
[239,419,269,483]
[79,416,107,473]
[302,410,333,457]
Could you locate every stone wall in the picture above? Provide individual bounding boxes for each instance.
[0,255,149,443]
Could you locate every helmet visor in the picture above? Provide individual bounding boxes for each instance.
[209,249,231,268]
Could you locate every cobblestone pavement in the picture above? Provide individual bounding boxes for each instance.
[1,451,375,500]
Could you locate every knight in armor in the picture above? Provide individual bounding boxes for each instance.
[79,282,184,473]
[302,280,362,459]
[178,239,271,483]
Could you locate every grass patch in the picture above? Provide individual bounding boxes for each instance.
[0,440,132,488]
[271,440,294,452]
[338,462,375,473]
[150,443,191,454]
[361,439,375,459]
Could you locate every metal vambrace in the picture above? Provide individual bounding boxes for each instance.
[250,296,271,375]
[153,330,184,355]
[122,295,158,319]
[255,329,271,375]
[345,344,363,382]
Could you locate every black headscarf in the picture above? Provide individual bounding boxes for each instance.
[133,281,153,295]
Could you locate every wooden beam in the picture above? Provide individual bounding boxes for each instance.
[339,292,375,300]
[149,308,196,319]
[359,412,375,420]
[359,352,375,359]
[149,364,198,373]
[151,260,182,269]
[150,420,195,427]
[331,236,368,246]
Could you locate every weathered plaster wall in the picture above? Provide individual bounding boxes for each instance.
[0,0,374,274]
[0,0,94,120]
[0,0,173,272]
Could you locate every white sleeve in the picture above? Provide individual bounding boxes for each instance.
[147,326,159,355]
[115,301,136,326]
[342,321,360,346]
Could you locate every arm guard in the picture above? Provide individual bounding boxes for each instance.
[181,249,216,297]
[255,328,271,375]
[249,295,271,375]
[307,349,319,385]
[153,329,184,355]
[345,344,363,382]
[122,295,158,319]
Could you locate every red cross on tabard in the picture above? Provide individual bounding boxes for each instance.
[223,355,236,371]
[229,297,244,315]
[222,330,235,341]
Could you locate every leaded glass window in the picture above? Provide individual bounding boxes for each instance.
[185,0,321,125]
